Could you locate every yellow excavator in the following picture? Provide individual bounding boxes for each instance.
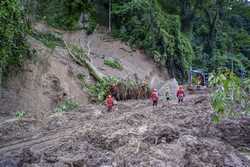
[187,68,209,94]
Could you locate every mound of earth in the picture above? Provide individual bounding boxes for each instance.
[0,95,249,167]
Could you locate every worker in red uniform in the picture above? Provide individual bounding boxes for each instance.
[150,88,159,108]
[176,85,185,103]
[106,95,114,112]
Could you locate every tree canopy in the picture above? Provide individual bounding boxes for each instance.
[2,0,250,81]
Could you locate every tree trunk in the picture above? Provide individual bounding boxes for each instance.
[64,41,105,82]
[108,0,112,32]
[204,8,218,54]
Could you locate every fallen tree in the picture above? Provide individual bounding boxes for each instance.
[64,40,105,82]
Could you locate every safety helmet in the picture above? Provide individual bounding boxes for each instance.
[179,85,183,89]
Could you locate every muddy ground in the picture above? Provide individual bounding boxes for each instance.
[0,95,249,167]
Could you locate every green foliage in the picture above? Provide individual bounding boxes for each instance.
[85,19,97,34]
[55,99,79,113]
[21,0,250,78]
[191,0,250,75]
[87,77,118,102]
[209,69,250,123]
[104,58,123,70]
[29,0,96,31]
[112,0,193,79]
[16,111,26,120]
[70,44,87,59]
[0,0,30,79]
[31,31,64,49]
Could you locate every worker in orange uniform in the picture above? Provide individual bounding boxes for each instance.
[176,86,185,103]
[150,88,159,108]
[106,95,114,112]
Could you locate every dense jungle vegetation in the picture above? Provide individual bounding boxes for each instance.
[1,0,250,80]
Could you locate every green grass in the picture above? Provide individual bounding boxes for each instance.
[55,99,79,113]
[31,31,64,49]
[104,58,123,70]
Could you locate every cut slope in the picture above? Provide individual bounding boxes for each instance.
[0,37,89,120]
[34,22,168,82]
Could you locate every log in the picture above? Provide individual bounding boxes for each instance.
[64,41,105,82]
[194,96,207,105]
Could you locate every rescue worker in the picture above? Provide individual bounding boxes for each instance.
[150,88,159,108]
[176,85,185,103]
[106,95,114,112]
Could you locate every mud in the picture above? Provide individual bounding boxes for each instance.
[0,95,249,167]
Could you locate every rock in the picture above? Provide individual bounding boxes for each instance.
[0,159,18,167]
[216,117,250,148]
[20,148,41,164]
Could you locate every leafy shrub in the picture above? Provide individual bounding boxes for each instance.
[85,19,97,35]
[55,99,79,113]
[209,69,250,123]
[104,58,123,70]
[26,0,96,31]
[31,31,64,49]
[16,111,26,120]
[87,77,118,102]
[0,0,30,79]
[85,76,150,102]
[69,44,88,59]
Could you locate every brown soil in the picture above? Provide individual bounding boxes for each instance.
[0,36,89,121]
[0,95,249,167]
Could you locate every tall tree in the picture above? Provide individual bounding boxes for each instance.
[108,0,112,32]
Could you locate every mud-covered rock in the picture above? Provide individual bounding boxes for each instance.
[143,124,179,145]
[0,159,18,167]
[20,148,41,164]
[216,118,250,148]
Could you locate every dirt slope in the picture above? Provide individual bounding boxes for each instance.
[0,94,249,167]
[34,22,168,82]
[0,22,168,121]
[0,37,89,121]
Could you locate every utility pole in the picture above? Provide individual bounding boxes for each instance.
[108,0,112,32]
